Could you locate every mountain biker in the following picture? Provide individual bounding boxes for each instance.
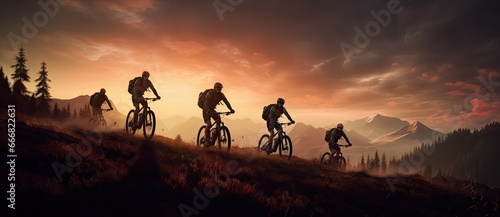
[131,71,161,130]
[328,123,352,157]
[90,88,113,117]
[265,98,295,154]
[202,82,235,146]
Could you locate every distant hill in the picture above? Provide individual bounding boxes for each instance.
[4,115,499,216]
[348,114,410,140]
[400,121,500,188]
[371,121,445,153]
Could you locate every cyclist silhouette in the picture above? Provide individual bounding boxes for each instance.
[265,98,295,154]
[131,71,161,130]
[328,123,352,156]
[90,88,113,117]
[202,82,235,146]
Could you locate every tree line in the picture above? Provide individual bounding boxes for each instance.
[0,47,92,122]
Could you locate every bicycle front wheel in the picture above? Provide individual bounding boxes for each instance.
[125,110,136,135]
[143,110,156,139]
[334,156,347,171]
[100,118,107,129]
[258,134,270,153]
[278,136,293,160]
[320,152,331,165]
[196,126,206,147]
[218,126,231,151]
[88,118,96,126]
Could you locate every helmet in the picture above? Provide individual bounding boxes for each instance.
[277,98,285,104]
[142,71,150,78]
[214,82,223,89]
[100,88,106,94]
[337,123,344,130]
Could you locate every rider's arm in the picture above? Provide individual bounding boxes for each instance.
[104,95,113,110]
[282,107,295,123]
[342,131,352,145]
[220,93,234,111]
[148,80,160,98]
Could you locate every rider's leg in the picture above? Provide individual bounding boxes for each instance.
[203,109,214,146]
[272,124,283,152]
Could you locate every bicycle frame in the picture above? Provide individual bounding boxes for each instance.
[206,112,232,146]
[125,98,158,139]
[330,144,349,159]
[265,122,292,146]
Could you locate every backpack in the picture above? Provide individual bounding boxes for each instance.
[325,128,335,142]
[197,89,212,109]
[127,77,141,94]
[261,103,275,120]
[89,92,99,107]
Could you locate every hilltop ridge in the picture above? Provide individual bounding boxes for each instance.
[4,114,499,217]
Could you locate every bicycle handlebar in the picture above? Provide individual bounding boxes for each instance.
[337,144,351,148]
[216,111,235,115]
[278,122,294,126]
[144,97,160,101]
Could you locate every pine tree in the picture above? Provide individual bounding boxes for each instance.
[35,61,52,116]
[10,47,30,98]
[73,109,77,120]
[53,103,61,120]
[360,155,366,169]
[373,151,381,172]
[0,66,12,107]
[381,153,388,174]
[366,155,372,169]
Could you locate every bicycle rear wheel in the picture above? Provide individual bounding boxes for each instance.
[196,126,207,147]
[258,135,270,153]
[278,136,293,160]
[320,152,331,165]
[218,126,231,151]
[143,110,156,139]
[125,110,136,135]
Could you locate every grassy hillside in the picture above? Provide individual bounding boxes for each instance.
[3,114,499,217]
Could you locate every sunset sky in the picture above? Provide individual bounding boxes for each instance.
[1,0,499,132]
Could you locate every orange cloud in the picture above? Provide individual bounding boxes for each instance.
[429,76,441,82]
[386,101,398,107]
[447,90,466,96]
[437,63,452,72]
[391,62,400,67]
[161,40,207,56]
[445,81,465,87]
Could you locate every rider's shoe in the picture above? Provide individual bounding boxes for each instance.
[131,123,139,130]
[204,140,211,147]
[265,146,273,155]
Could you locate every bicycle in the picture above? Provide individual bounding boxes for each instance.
[125,98,159,139]
[320,144,350,170]
[88,109,110,129]
[258,122,294,160]
[196,111,233,150]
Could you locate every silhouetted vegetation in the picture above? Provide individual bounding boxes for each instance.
[4,114,498,217]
